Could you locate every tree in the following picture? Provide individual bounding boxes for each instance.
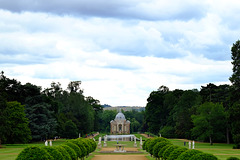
[130,118,140,133]
[3,101,32,143]
[63,120,78,139]
[99,110,117,132]
[86,96,103,131]
[25,102,57,141]
[191,102,227,144]
[229,40,240,146]
[174,90,201,139]
[145,86,169,134]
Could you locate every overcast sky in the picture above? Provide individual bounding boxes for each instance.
[0,0,239,106]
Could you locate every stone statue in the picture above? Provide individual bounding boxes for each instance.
[98,137,102,149]
[134,136,137,147]
[188,141,191,149]
[104,136,107,147]
[45,140,48,146]
[140,137,143,149]
[49,140,52,146]
[192,141,195,149]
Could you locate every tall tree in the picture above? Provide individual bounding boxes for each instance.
[174,90,201,139]
[3,101,32,143]
[229,40,240,147]
[25,101,57,141]
[191,102,227,145]
[145,86,169,134]
[86,96,103,131]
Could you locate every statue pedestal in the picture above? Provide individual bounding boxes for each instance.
[114,144,126,152]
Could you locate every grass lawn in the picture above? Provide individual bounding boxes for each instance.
[0,139,67,160]
[169,139,240,160]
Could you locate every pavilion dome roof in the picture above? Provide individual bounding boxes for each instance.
[115,112,126,120]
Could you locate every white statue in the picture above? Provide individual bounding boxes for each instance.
[192,141,195,149]
[45,140,48,146]
[98,137,102,149]
[49,140,52,146]
[104,136,107,147]
[188,141,191,149]
[134,136,137,147]
[140,137,143,149]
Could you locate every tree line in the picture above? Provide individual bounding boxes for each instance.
[0,74,102,144]
[144,40,240,148]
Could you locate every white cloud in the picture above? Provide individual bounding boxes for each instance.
[0,0,238,106]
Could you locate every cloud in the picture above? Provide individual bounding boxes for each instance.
[0,0,207,21]
[0,0,238,106]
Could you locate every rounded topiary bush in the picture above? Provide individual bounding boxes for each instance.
[77,138,91,155]
[163,145,179,160]
[148,137,170,156]
[65,142,82,159]
[227,157,240,160]
[158,144,172,159]
[88,138,97,152]
[143,138,151,150]
[168,147,188,160]
[61,144,77,160]
[189,153,218,160]
[71,139,87,158]
[16,146,53,160]
[42,146,64,160]
[153,141,172,158]
[56,146,71,160]
[177,149,202,160]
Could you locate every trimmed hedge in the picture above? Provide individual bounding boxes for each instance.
[16,137,97,160]
[158,144,173,159]
[61,144,78,160]
[163,145,179,160]
[189,152,218,160]
[168,147,188,160]
[42,146,64,160]
[177,149,202,160]
[148,137,170,156]
[142,138,151,150]
[16,146,53,160]
[70,139,87,158]
[153,141,172,158]
[65,142,82,159]
[56,146,72,160]
[78,138,91,155]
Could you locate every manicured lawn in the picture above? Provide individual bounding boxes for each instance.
[0,139,67,160]
[169,139,240,160]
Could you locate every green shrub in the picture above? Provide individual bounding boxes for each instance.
[153,141,172,158]
[143,138,151,150]
[189,153,218,160]
[177,149,202,160]
[158,144,172,159]
[148,137,170,156]
[71,139,87,157]
[233,134,240,149]
[168,147,188,160]
[61,144,77,160]
[65,142,82,159]
[78,138,91,155]
[56,146,71,160]
[16,146,53,160]
[163,145,179,160]
[88,138,97,152]
[227,157,240,160]
[42,146,64,160]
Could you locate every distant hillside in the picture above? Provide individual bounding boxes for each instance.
[102,105,145,112]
